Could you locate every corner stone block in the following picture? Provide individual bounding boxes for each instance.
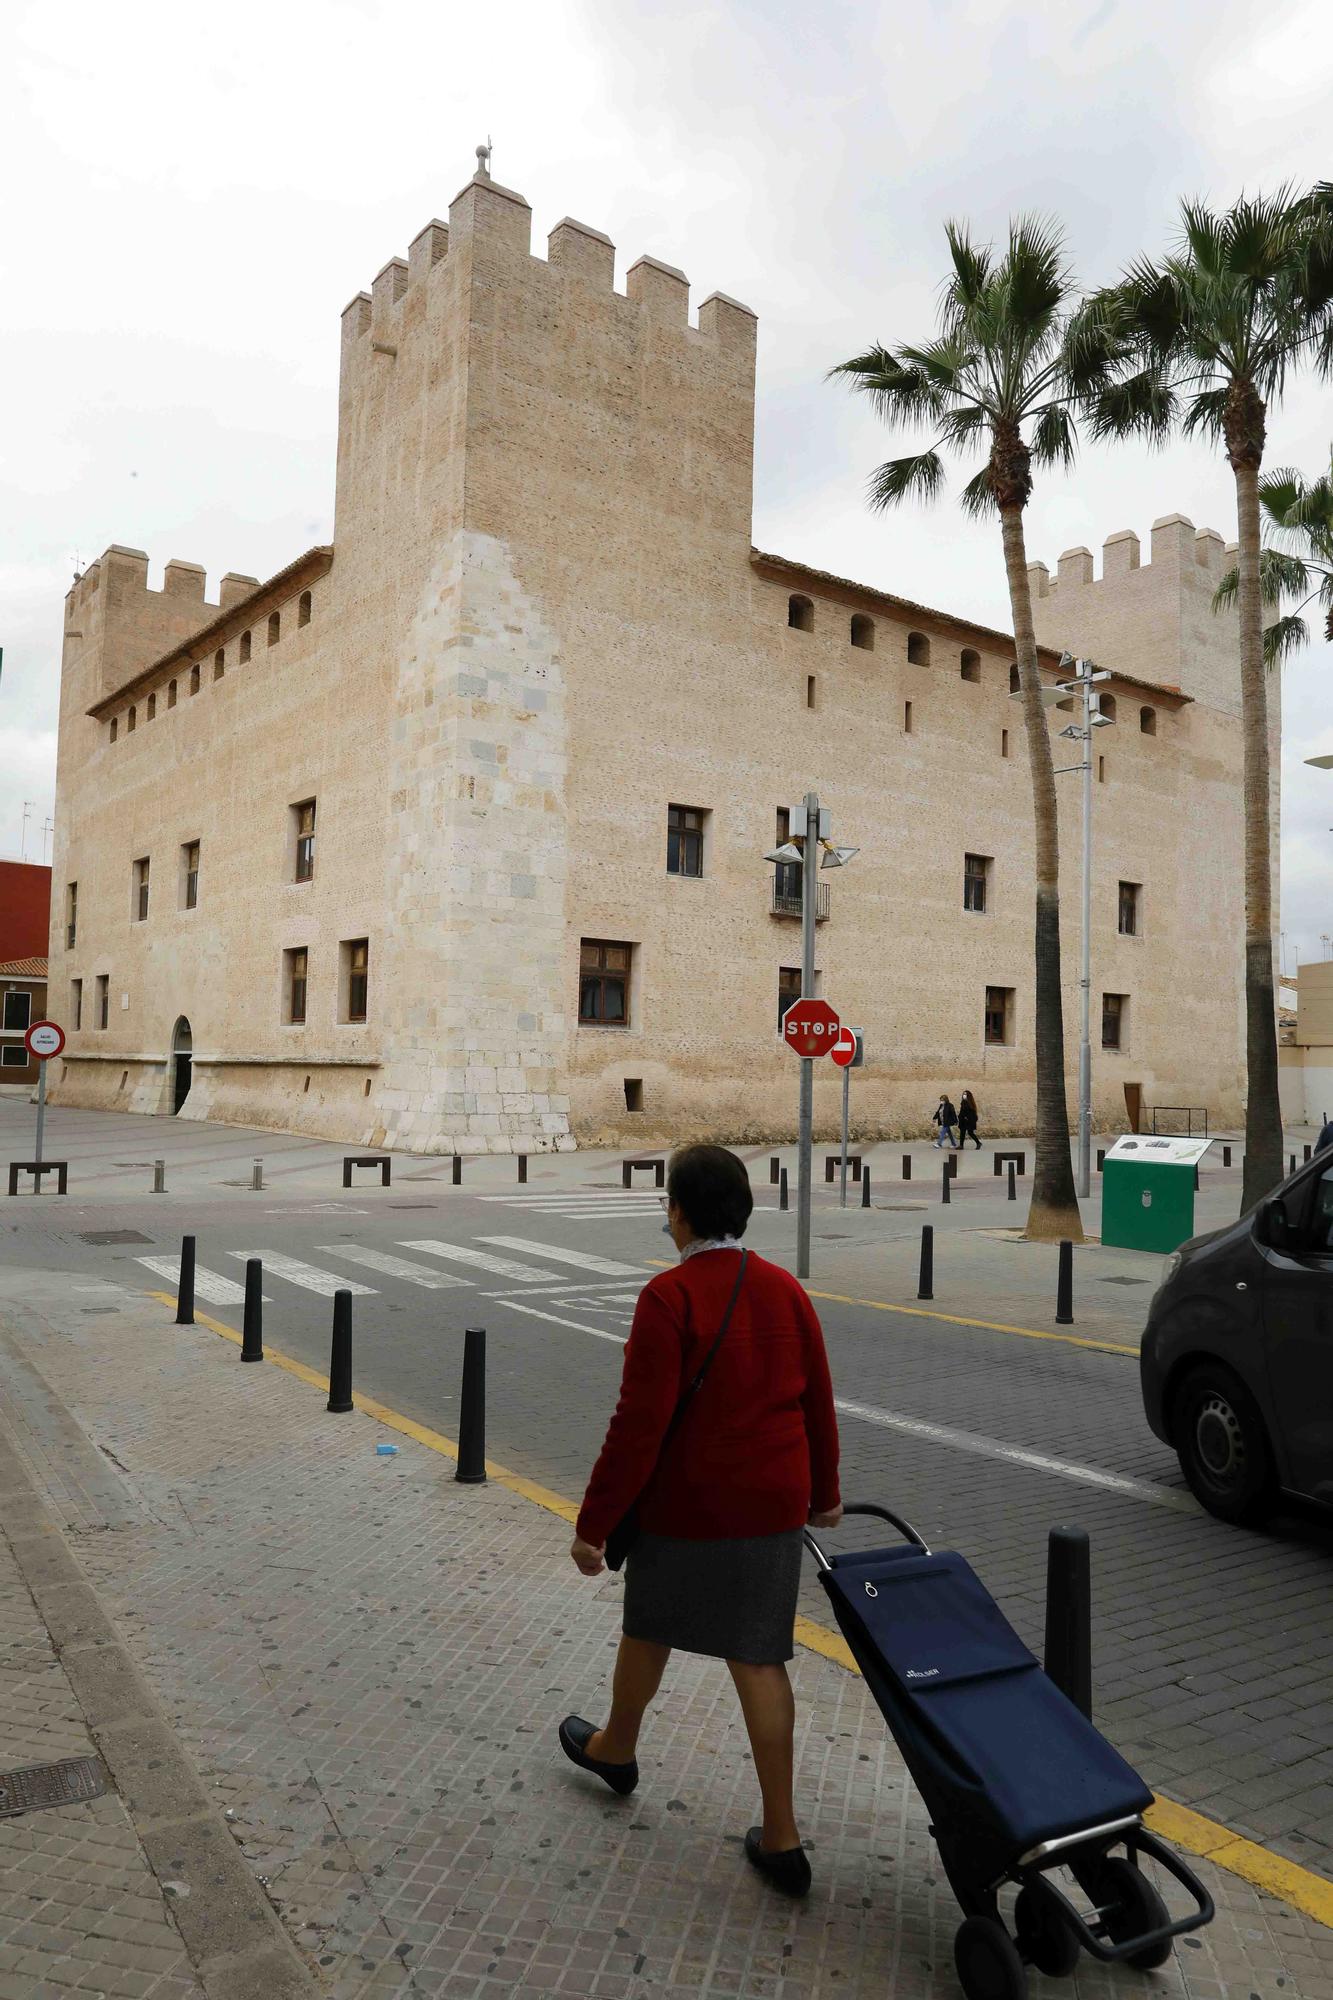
[548,217,615,289]
[448,175,533,257]
[1057,547,1093,587]
[341,290,372,351]
[408,220,449,285]
[1151,512,1196,569]
[219,572,260,612]
[372,257,409,323]
[627,254,689,327]
[1102,529,1140,576]
[698,290,758,347]
[162,558,206,600]
[1194,528,1225,572]
[101,545,150,601]
[1026,560,1050,599]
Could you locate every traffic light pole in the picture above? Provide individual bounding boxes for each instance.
[797,791,818,1280]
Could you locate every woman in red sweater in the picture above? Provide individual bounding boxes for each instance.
[560,1144,841,1898]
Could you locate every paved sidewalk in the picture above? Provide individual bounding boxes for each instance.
[1,1271,1331,1999]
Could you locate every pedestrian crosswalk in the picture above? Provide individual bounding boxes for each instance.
[134,1234,650,1311]
[475,1190,665,1222]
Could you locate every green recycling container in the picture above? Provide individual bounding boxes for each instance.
[1101,1154,1197,1253]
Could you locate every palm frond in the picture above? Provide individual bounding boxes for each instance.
[1222,187,1297,281]
[1263,612,1309,665]
[1213,548,1311,612]
[829,345,948,424]
[943,221,992,308]
[1180,199,1229,278]
[958,465,997,519]
[1030,402,1077,472]
[1000,215,1071,331]
[1181,385,1230,441]
[867,450,948,512]
[1087,367,1176,442]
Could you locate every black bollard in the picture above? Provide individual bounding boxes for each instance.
[241,1259,263,1362]
[1096,1149,1105,1172]
[1305,1143,1313,1164]
[1056,1239,1074,1324]
[941,1162,950,1205]
[517,1154,527,1184]
[861,1166,871,1209]
[327,1290,353,1413]
[1289,1153,1296,1176]
[946,1152,958,1179]
[1223,1144,1232,1167]
[917,1224,934,1300]
[770,1156,780,1185]
[1044,1525,1092,1719]
[175,1235,196,1327]
[455,1326,487,1484]
[1007,1161,1017,1202]
[452,1155,462,1186]
[902,1153,911,1182]
[779,1167,789,1212]
[1194,1165,1200,1192]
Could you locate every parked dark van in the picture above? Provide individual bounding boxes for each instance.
[1140,1151,1333,1523]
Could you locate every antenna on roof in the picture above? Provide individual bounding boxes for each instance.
[475,138,492,181]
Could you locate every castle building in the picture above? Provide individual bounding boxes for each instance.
[47,164,1262,1151]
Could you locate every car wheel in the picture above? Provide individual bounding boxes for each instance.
[1172,1363,1274,1525]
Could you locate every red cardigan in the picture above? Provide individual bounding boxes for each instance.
[577,1248,841,1546]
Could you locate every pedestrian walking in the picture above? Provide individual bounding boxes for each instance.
[561,1143,842,1899]
[932,1095,959,1148]
[957,1090,982,1150]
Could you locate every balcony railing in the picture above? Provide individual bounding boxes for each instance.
[770,875,830,923]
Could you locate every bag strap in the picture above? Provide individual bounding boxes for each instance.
[659,1249,748,1450]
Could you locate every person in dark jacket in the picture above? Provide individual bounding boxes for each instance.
[957,1090,982,1149]
[932,1095,959,1148]
[561,1144,841,1899]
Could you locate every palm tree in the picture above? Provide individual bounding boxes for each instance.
[1084,192,1333,1211]
[833,218,1117,1242]
[1214,455,1333,663]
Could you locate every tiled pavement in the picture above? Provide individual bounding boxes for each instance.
[1,1275,1332,1998]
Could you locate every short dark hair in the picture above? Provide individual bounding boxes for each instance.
[667,1144,754,1241]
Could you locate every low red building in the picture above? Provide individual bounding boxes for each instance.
[1,862,52,1086]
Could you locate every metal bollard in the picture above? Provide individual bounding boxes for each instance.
[902,1153,912,1181]
[175,1235,195,1326]
[941,1162,950,1205]
[455,1326,487,1484]
[1305,1143,1313,1164]
[1289,1153,1296,1176]
[779,1167,789,1212]
[327,1290,353,1413]
[1056,1240,1074,1324]
[451,1155,462,1186]
[1044,1525,1092,1719]
[1223,1144,1232,1167]
[946,1152,958,1179]
[1007,1161,1017,1202]
[251,1158,263,1192]
[770,1156,780,1185]
[241,1259,263,1362]
[1096,1149,1105,1172]
[152,1159,166,1194]
[861,1166,871,1209]
[517,1154,527,1184]
[917,1224,934,1300]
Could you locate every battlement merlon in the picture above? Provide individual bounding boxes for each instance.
[1027,513,1238,599]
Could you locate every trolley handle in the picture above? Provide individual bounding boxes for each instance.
[803,1501,932,1571]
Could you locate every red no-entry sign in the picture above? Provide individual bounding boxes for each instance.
[782,998,841,1058]
[830,1027,861,1068]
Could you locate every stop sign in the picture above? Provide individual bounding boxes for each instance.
[782,998,841,1058]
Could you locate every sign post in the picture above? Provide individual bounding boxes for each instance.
[782,990,840,1276]
[830,1027,864,1206]
[24,1021,65,1172]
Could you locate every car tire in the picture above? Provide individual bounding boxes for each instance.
[1172,1363,1275,1525]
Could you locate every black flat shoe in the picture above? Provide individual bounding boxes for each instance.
[558,1715,639,1797]
[744,1826,812,1898]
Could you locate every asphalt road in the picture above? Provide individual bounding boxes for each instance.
[2,1099,1331,1881]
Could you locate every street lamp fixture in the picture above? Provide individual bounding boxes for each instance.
[1305,754,1333,770]
[820,844,859,869]
[763,842,804,865]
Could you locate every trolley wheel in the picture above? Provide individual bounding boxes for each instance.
[954,1916,1028,2000]
[1171,1364,1274,1525]
[1014,1881,1080,1977]
[1093,1857,1173,1970]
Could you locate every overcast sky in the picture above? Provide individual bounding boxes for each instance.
[3,0,1330,966]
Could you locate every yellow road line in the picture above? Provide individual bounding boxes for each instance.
[151,1289,1330,1931]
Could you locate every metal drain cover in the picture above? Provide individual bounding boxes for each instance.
[80,1230,153,1246]
[0,1756,107,1819]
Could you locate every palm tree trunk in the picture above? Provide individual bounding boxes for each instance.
[1234,459,1284,1209]
[1000,502,1083,1242]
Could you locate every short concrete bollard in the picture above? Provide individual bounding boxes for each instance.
[1007,1161,1017,1202]
[241,1259,263,1362]
[779,1167,789,1213]
[152,1159,166,1194]
[327,1290,353,1413]
[251,1158,264,1192]
[452,1156,463,1186]
[455,1327,487,1485]
[918,1224,934,1300]
[901,1153,912,1182]
[175,1235,195,1327]
[1056,1240,1074,1325]
[941,1162,950,1205]
[861,1166,871,1209]
[1044,1525,1092,1718]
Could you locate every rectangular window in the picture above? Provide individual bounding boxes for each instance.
[240,630,252,664]
[293,800,316,882]
[133,857,150,922]
[778,965,803,1032]
[579,939,632,1026]
[284,948,308,1025]
[984,985,1014,1046]
[666,804,705,878]
[2,990,32,1032]
[806,675,817,710]
[71,978,82,1031]
[183,841,200,911]
[1097,754,1106,784]
[342,938,369,1023]
[1118,881,1140,936]
[1002,728,1010,759]
[904,700,913,733]
[963,853,991,914]
[1,1045,28,1069]
[66,881,77,950]
[96,975,109,1030]
[1102,992,1127,1049]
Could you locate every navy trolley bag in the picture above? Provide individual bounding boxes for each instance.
[805,1505,1212,2000]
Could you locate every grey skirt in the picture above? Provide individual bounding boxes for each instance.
[622,1528,804,1664]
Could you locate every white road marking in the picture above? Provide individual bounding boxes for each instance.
[477,1237,644,1277]
[397,1240,564,1283]
[227,1252,375,1297]
[477,1191,661,1203]
[135,1257,271,1305]
[502,1300,630,1347]
[483,1278,642,1299]
[315,1245,470,1289]
[832,1398,1197,1515]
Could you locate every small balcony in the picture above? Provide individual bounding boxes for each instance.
[770,874,830,923]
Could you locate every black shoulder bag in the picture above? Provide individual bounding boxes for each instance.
[604,1249,748,1573]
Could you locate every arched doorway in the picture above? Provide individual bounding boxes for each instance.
[171,1018,193,1114]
